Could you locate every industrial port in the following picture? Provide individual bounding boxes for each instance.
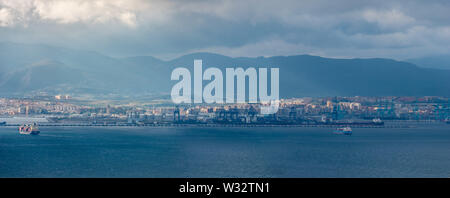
[0,95,448,128]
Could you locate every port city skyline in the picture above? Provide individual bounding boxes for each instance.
[0,94,448,127]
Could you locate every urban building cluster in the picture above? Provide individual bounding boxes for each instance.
[0,96,449,126]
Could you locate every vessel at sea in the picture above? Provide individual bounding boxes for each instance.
[19,123,40,135]
[333,126,352,135]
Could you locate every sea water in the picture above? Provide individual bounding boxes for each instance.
[0,126,449,178]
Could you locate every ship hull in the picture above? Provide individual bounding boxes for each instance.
[333,131,352,135]
[19,130,40,135]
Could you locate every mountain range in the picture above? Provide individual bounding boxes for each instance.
[406,55,450,70]
[1,42,449,98]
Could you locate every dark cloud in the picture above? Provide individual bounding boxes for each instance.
[1,0,449,59]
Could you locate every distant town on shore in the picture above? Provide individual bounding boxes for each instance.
[0,95,449,127]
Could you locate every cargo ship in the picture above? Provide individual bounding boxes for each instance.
[19,123,40,135]
[333,126,352,135]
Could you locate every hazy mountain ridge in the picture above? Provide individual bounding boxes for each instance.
[406,55,450,70]
[0,42,449,97]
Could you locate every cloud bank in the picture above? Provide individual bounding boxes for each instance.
[0,0,139,27]
[1,0,450,59]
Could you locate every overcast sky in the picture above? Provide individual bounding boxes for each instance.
[1,0,450,60]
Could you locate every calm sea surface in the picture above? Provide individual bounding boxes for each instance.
[1,126,449,177]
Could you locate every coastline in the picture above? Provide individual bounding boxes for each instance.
[1,121,448,129]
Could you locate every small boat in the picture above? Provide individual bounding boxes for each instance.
[372,118,384,125]
[333,126,352,135]
[19,123,40,135]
